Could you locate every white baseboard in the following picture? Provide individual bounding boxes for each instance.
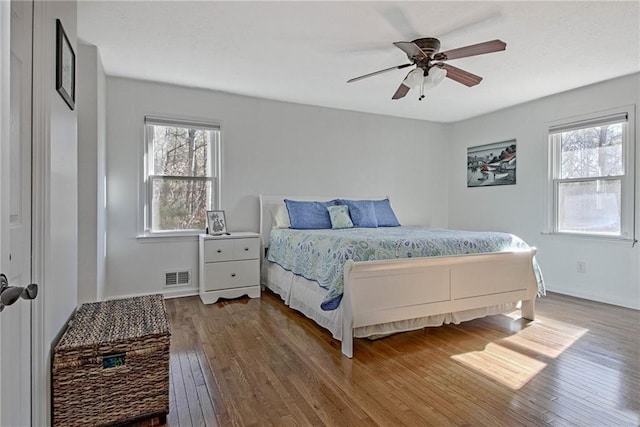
[106,287,199,301]
[546,285,640,310]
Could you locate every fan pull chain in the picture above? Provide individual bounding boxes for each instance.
[419,79,425,101]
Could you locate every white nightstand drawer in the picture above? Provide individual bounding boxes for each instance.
[203,260,260,292]
[199,232,261,304]
[203,239,235,262]
[233,238,260,260]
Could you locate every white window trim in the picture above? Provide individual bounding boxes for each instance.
[544,105,636,242]
[138,116,222,238]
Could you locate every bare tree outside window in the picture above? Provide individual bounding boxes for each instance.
[559,124,623,179]
[550,115,630,237]
[145,119,220,233]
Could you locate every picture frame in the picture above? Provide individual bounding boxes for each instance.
[206,210,227,235]
[467,139,517,187]
[56,19,75,110]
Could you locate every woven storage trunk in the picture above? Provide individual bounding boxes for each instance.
[52,294,171,426]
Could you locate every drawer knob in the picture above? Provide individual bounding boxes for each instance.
[231,273,236,277]
[216,249,222,253]
[244,247,249,251]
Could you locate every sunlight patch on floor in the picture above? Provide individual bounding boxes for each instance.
[498,317,588,358]
[452,342,547,390]
[503,309,524,320]
[452,315,588,389]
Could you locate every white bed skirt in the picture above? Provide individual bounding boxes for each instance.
[261,260,517,341]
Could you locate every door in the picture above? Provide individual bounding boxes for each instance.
[0,0,34,425]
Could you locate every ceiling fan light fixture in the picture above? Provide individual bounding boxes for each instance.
[404,68,425,88]
[404,66,448,100]
[423,66,447,90]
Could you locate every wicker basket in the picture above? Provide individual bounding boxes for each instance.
[52,294,171,426]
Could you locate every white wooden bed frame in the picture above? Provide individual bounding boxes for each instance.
[259,195,538,358]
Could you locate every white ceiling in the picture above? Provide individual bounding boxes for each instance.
[77,1,640,123]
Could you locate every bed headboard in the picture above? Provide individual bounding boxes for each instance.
[259,194,388,248]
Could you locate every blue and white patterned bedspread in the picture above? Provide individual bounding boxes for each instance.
[266,227,545,311]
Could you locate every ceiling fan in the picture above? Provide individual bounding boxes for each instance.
[347,38,506,100]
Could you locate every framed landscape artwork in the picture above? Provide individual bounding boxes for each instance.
[467,139,517,187]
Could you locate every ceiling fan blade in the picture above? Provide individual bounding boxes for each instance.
[433,39,506,61]
[393,41,429,61]
[392,83,411,100]
[347,63,412,83]
[437,63,483,87]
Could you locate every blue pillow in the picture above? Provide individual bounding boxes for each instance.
[284,199,337,229]
[337,199,378,228]
[373,199,400,227]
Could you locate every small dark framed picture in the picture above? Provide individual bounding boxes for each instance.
[56,19,75,110]
[206,210,227,235]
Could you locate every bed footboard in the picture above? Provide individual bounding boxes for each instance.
[341,249,538,358]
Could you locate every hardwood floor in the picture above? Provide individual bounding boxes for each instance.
[164,291,640,426]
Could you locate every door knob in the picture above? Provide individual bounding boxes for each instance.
[0,273,38,312]
[22,283,38,299]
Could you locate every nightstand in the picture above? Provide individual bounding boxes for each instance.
[198,232,261,304]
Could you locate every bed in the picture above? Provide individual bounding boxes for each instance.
[259,195,544,358]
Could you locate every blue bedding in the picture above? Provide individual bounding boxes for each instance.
[266,227,545,311]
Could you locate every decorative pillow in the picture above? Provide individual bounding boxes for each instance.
[373,199,401,227]
[336,199,378,228]
[284,199,337,229]
[327,205,354,229]
[273,204,291,228]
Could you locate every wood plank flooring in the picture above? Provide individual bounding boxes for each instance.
[163,291,640,426]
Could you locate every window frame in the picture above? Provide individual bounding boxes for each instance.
[546,106,635,240]
[141,116,221,237]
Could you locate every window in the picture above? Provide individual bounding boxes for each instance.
[144,117,220,234]
[548,107,634,238]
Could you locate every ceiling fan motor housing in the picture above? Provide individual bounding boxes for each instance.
[412,37,441,55]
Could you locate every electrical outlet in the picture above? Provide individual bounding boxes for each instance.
[577,261,586,274]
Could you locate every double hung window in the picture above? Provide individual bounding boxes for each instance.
[144,117,221,234]
[548,107,634,238]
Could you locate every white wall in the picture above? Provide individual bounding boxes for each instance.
[448,73,640,309]
[77,43,106,303]
[105,77,449,299]
[31,1,79,424]
[34,0,79,348]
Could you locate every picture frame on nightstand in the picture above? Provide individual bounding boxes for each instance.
[206,210,227,235]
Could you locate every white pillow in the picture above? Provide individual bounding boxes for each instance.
[273,204,291,228]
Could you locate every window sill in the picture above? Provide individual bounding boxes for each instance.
[136,232,201,244]
[540,231,636,246]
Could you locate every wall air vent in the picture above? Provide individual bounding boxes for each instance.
[164,270,191,287]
